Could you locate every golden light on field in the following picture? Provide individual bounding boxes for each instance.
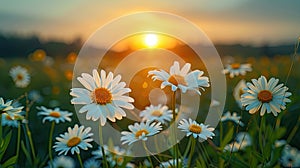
[144,34,158,48]
[111,33,181,52]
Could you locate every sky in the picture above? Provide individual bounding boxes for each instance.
[0,0,299,45]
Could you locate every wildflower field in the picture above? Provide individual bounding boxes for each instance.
[0,39,300,168]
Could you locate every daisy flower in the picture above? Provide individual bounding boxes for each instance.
[70,69,134,126]
[148,61,209,95]
[2,113,24,128]
[37,106,73,124]
[280,145,300,167]
[47,155,75,168]
[178,118,215,142]
[84,158,101,168]
[221,111,244,126]
[121,121,162,145]
[9,66,30,88]
[223,63,252,78]
[139,104,172,124]
[0,97,23,119]
[233,79,247,109]
[53,124,93,155]
[241,76,292,116]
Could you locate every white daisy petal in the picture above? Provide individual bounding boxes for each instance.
[148,61,209,95]
[121,121,162,145]
[241,76,291,117]
[54,124,93,156]
[178,118,215,141]
[70,69,135,126]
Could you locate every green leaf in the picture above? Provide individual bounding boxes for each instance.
[220,153,249,168]
[0,131,12,161]
[39,154,49,168]
[21,141,32,166]
[275,127,286,140]
[1,155,17,168]
[251,151,264,163]
[221,126,234,149]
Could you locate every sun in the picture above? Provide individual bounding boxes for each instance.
[144,34,158,48]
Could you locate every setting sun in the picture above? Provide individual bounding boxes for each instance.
[144,34,158,48]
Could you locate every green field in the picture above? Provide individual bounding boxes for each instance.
[0,48,299,167]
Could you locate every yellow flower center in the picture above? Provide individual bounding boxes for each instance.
[231,63,241,69]
[239,88,244,97]
[93,88,112,105]
[257,90,273,103]
[6,115,13,120]
[151,110,162,117]
[67,137,81,147]
[189,124,202,134]
[117,157,124,164]
[49,111,61,118]
[168,74,186,86]
[135,129,149,138]
[17,74,24,80]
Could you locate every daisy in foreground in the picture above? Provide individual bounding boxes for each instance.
[2,113,24,128]
[121,121,162,145]
[178,118,215,141]
[54,124,93,155]
[0,97,23,119]
[140,104,172,124]
[9,66,31,88]
[241,76,292,116]
[37,106,72,123]
[223,62,252,78]
[148,61,209,95]
[70,69,134,126]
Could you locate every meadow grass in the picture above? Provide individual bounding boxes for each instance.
[0,50,299,167]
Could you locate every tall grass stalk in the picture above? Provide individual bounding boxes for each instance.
[48,121,55,167]
[99,123,109,168]
[171,91,179,168]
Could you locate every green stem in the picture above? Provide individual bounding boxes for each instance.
[187,136,195,167]
[183,135,192,159]
[16,122,21,160]
[171,91,179,168]
[201,143,212,164]
[287,116,300,143]
[143,142,154,168]
[219,122,224,168]
[258,114,265,164]
[24,93,36,161]
[0,114,2,138]
[77,153,83,168]
[25,124,36,161]
[48,122,55,167]
[154,136,163,161]
[99,123,108,168]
